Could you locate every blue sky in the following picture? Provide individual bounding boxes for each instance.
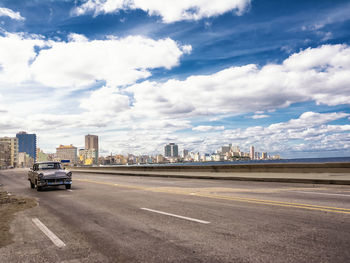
[0,0,349,158]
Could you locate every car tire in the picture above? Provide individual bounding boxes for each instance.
[30,180,35,189]
[35,180,42,191]
[65,184,71,190]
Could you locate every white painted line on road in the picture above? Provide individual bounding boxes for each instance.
[141,208,210,224]
[293,191,350,197]
[32,218,66,248]
[67,190,73,192]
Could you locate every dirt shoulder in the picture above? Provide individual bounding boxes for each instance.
[0,188,36,248]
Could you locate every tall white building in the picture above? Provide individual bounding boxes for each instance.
[250,146,255,160]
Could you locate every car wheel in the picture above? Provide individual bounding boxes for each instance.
[30,180,35,189]
[65,184,71,190]
[35,180,42,191]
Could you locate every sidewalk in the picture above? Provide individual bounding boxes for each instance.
[71,169,350,185]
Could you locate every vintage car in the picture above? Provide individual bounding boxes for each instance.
[28,161,72,191]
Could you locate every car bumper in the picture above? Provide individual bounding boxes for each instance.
[37,179,72,187]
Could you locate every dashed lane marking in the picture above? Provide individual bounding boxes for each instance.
[141,208,210,224]
[75,178,350,215]
[32,218,66,248]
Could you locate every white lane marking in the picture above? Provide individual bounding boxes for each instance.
[293,191,350,197]
[32,218,66,248]
[67,190,73,192]
[141,208,210,224]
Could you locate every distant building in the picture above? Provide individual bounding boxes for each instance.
[36,148,49,162]
[16,131,37,162]
[164,143,178,157]
[115,155,127,165]
[0,137,18,167]
[18,152,34,168]
[0,141,11,168]
[182,149,189,158]
[221,146,230,154]
[85,134,98,164]
[231,145,240,155]
[255,152,260,160]
[56,145,77,164]
[250,146,255,160]
[79,148,98,166]
[262,152,268,159]
[156,154,164,163]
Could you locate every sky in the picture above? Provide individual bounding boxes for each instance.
[0,0,349,158]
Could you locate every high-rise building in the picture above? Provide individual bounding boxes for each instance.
[0,137,18,167]
[164,143,178,157]
[250,146,255,160]
[56,145,77,164]
[85,134,99,164]
[16,131,37,162]
[85,134,98,150]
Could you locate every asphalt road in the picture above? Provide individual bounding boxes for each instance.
[1,169,350,263]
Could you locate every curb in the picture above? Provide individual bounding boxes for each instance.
[72,170,350,185]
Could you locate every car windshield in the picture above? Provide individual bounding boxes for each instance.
[38,163,62,170]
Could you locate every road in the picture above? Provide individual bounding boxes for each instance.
[1,169,350,262]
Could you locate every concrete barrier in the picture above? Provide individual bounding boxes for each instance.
[70,162,350,173]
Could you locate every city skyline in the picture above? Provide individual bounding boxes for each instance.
[0,1,349,158]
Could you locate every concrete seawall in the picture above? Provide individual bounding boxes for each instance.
[71,162,350,173]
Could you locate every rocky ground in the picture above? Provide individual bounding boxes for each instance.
[0,187,36,248]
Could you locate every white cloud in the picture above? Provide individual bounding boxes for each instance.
[132,119,192,131]
[0,32,46,84]
[249,114,269,119]
[73,0,251,23]
[269,112,349,130]
[0,7,25,21]
[80,86,130,113]
[127,44,350,120]
[221,112,350,156]
[31,35,188,88]
[1,31,350,156]
[192,125,225,132]
[0,32,189,88]
[67,33,89,42]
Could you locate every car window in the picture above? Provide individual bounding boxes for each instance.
[38,163,62,170]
